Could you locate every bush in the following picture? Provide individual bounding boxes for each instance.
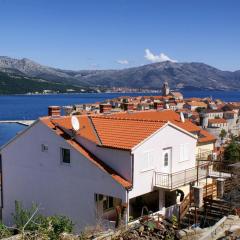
[12,201,74,239]
[12,200,45,232]
[0,223,12,238]
[224,140,240,162]
[45,215,74,240]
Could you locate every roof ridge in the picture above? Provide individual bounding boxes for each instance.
[87,116,102,145]
[91,115,167,123]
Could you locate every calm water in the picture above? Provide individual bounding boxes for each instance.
[0,90,240,146]
[0,91,239,121]
[0,123,26,147]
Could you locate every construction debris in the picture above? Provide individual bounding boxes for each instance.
[113,215,177,240]
[178,215,240,240]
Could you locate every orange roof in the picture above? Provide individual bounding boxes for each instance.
[108,110,215,144]
[170,92,183,98]
[186,98,202,101]
[111,110,200,132]
[91,116,166,150]
[208,118,227,124]
[40,117,132,189]
[43,115,99,144]
[186,101,207,107]
[42,110,216,155]
[198,129,216,143]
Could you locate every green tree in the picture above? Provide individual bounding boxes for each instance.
[195,107,205,113]
[219,129,227,140]
[224,140,240,162]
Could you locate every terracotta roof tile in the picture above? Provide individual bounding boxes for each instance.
[42,116,99,144]
[198,129,216,143]
[91,116,166,150]
[105,110,216,144]
[208,118,227,124]
[186,101,207,107]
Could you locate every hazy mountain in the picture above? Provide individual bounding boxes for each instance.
[0,56,239,91]
[0,56,84,86]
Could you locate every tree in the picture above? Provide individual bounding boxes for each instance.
[195,107,205,113]
[224,140,240,162]
[219,129,227,140]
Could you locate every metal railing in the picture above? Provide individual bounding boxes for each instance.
[196,150,213,161]
[154,164,209,189]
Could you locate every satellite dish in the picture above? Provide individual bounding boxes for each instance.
[180,112,185,123]
[71,116,80,132]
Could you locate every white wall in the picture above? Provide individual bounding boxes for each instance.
[75,136,132,182]
[1,121,127,231]
[129,125,197,198]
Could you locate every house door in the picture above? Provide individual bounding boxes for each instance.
[162,148,172,173]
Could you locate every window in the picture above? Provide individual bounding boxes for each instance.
[61,148,70,164]
[41,144,48,152]
[95,194,114,211]
[142,151,154,171]
[164,153,168,166]
[103,196,114,211]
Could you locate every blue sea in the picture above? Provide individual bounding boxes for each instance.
[0,90,239,147]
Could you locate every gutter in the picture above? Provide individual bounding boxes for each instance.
[130,153,134,189]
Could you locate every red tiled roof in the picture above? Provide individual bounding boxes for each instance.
[208,118,227,124]
[186,101,207,107]
[45,115,99,144]
[91,116,166,150]
[108,110,216,144]
[198,129,216,143]
[170,92,183,98]
[110,110,200,132]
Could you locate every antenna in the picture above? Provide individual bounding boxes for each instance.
[71,116,80,132]
[180,112,185,123]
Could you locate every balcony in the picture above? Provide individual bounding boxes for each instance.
[154,164,209,190]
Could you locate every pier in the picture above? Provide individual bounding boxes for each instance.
[0,120,35,126]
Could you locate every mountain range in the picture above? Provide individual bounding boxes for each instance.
[0,56,239,94]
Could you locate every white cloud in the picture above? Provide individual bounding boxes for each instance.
[117,59,129,65]
[144,49,177,63]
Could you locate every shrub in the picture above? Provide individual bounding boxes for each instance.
[12,200,45,232]
[12,201,74,239]
[45,215,74,240]
[0,223,12,238]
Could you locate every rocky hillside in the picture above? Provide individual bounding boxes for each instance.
[0,56,239,91]
[0,71,94,94]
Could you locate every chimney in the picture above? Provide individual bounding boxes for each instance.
[122,103,134,111]
[48,106,61,117]
[154,102,164,110]
[99,103,112,113]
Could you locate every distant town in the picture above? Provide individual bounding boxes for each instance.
[62,82,240,148]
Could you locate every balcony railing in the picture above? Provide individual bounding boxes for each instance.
[154,164,209,189]
[196,150,213,161]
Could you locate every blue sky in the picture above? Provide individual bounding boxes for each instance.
[0,0,239,70]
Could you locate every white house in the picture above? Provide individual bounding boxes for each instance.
[0,110,215,231]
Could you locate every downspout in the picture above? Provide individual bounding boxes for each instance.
[126,190,129,225]
[131,153,134,187]
[125,153,134,225]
